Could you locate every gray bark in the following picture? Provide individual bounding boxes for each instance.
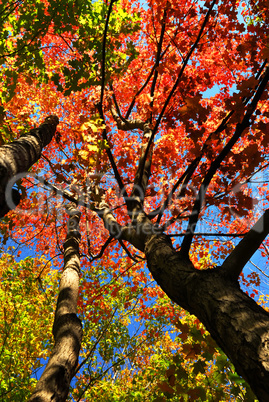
[29,206,82,402]
[100,207,269,401]
[144,233,269,401]
[0,115,59,217]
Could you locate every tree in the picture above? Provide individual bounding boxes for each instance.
[0,115,59,217]
[29,204,82,401]
[1,0,269,400]
[0,253,58,401]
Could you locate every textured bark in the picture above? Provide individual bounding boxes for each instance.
[29,206,82,402]
[0,115,59,217]
[100,204,269,400]
[144,233,269,402]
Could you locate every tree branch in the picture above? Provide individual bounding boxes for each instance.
[124,28,175,120]
[0,115,59,217]
[89,235,113,261]
[97,0,127,200]
[180,65,269,258]
[110,82,129,123]
[167,232,248,237]
[124,9,168,211]
[149,8,167,123]
[155,155,201,224]
[150,107,235,222]
[221,210,269,281]
[99,0,116,110]
[34,175,95,210]
[136,0,218,194]
[125,65,156,120]
[152,0,218,135]
[130,123,154,209]
[118,238,140,262]
[96,202,152,252]
[110,105,144,131]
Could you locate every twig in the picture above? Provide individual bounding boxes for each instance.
[137,0,218,194]
[180,65,269,258]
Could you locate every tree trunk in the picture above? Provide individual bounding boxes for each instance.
[100,199,269,401]
[144,233,269,402]
[0,115,59,217]
[29,205,82,402]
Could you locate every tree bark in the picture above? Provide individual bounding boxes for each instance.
[100,205,269,400]
[144,233,269,402]
[29,205,82,402]
[0,115,59,217]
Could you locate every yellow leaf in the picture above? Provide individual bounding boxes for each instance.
[78,150,96,166]
[80,118,106,133]
[87,144,99,152]
[78,149,89,160]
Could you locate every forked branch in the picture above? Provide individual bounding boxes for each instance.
[110,106,144,131]
[97,202,147,252]
[130,123,154,215]
[137,0,218,192]
[221,209,269,281]
[180,65,269,258]
[98,0,127,200]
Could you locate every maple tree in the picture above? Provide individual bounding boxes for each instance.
[29,204,82,401]
[0,253,57,400]
[2,250,258,402]
[0,115,59,217]
[1,0,269,400]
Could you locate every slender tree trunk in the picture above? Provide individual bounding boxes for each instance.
[0,115,59,217]
[29,205,83,402]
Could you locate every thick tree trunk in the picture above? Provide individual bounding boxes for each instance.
[0,115,59,217]
[144,233,269,402]
[100,201,269,400]
[29,206,82,402]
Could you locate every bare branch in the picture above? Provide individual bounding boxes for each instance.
[89,236,113,261]
[135,0,218,199]
[249,260,269,279]
[222,210,269,281]
[129,123,154,214]
[167,232,248,237]
[152,0,218,137]
[149,8,167,122]
[180,65,269,258]
[34,175,95,211]
[110,106,144,131]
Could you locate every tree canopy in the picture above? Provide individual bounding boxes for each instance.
[0,0,269,400]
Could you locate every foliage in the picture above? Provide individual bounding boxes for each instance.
[0,0,139,98]
[0,0,269,400]
[0,252,58,401]
[0,251,260,401]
